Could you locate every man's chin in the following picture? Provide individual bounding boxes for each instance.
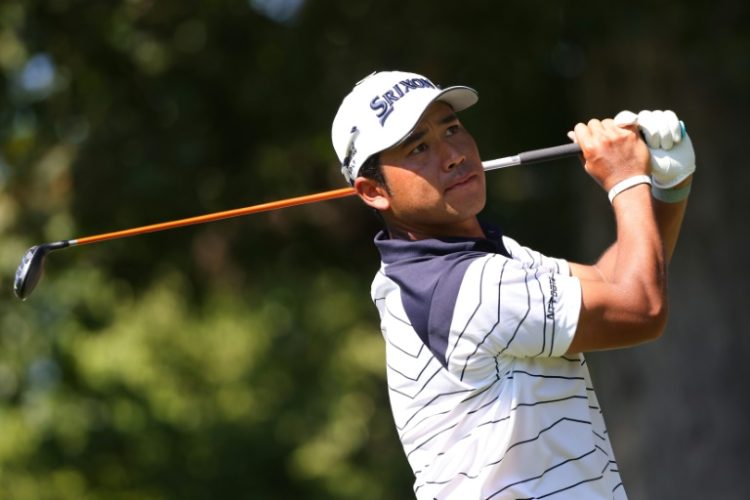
[446,199,486,221]
[446,186,486,214]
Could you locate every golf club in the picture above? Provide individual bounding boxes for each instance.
[13,142,582,300]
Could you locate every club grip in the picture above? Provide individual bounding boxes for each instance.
[518,142,582,166]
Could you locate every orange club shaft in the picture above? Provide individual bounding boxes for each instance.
[72,187,357,246]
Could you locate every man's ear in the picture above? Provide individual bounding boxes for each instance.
[354,177,390,211]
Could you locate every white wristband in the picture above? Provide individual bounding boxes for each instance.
[607,175,652,203]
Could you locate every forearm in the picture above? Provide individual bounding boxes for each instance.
[579,185,667,299]
[653,176,691,263]
[568,185,667,352]
[610,186,666,309]
[577,175,692,281]
[568,184,668,352]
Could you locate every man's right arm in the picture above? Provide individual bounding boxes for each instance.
[565,118,670,354]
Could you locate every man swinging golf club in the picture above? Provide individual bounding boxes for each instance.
[331,71,694,499]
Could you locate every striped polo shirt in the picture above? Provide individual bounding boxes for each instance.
[371,226,626,499]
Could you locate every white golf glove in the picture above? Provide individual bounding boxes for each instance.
[614,109,696,188]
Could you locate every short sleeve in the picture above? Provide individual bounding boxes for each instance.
[501,235,570,276]
[445,253,582,378]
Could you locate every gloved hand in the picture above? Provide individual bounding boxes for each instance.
[614,109,696,188]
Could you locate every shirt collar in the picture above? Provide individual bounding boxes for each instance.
[374,223,509,264]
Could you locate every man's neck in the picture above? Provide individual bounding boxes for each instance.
[386,217,485,241]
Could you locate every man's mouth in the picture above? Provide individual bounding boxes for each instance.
[446,173,478,193]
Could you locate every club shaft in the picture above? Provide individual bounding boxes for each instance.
[73,187,357,246]
[483,143,582,171]
[70,142,582,247]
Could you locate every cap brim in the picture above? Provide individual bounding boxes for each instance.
[435,85,479,113]
[388,85,478,150]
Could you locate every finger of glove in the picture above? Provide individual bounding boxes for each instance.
[664,110,682,144]
[637,110,662,149]
[614,110,638,126]
[654,110,675,150]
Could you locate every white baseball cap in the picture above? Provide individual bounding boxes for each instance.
[331,71,478,184]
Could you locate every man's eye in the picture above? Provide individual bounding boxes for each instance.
[409,143,427,155]
[446,125,460,136]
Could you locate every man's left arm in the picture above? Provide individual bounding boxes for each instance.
[571,175,691,281]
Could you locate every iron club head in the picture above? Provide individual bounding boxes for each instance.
[13,241,70,300]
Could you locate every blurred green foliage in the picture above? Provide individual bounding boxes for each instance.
[0,0,748,498]
[1,265,397,499]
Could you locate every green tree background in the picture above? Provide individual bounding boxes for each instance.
[0,1,747,498]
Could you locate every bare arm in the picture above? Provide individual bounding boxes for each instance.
[565,119,673,354]
[570,175,691,282]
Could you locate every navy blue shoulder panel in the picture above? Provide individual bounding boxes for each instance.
[374,226,509,367]
[384,251,481,366]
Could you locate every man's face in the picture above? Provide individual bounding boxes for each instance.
[373,101,486,238]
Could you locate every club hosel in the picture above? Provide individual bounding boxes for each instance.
[50,240,74,250]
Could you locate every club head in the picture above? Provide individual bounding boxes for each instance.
[13,241,69,300]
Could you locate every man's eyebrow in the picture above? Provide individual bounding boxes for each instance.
[400,130,426,150]
[439,112,459,125]
[399,112,460,149]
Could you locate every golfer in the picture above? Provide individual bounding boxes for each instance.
[331,71,694,499]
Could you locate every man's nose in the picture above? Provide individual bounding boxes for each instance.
[441,141,466,171]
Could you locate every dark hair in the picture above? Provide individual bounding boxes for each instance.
[358,153,387,189]
[356,153,390,226]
